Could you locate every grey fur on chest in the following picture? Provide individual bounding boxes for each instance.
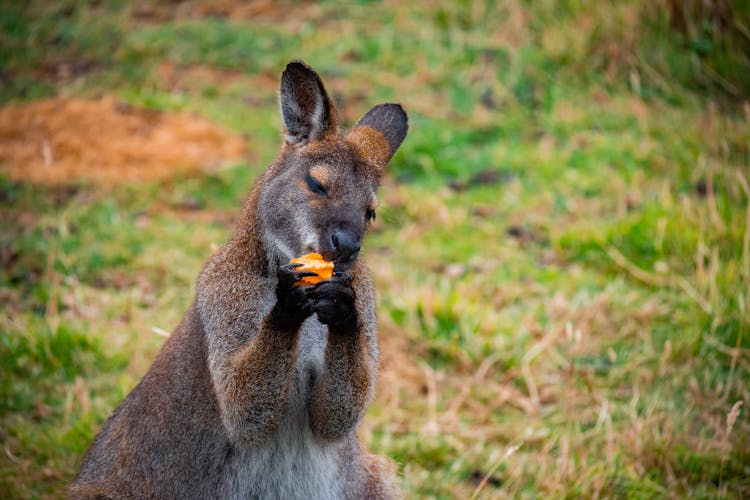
[255,287,328,402]
[296,315,328,397]
[219,432,341,500]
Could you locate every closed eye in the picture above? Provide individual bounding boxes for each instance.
[306,173,328,195]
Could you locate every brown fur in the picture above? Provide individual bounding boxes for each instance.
[71,61,407,499]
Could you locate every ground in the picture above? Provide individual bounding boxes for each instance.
[1,1,749,498]
[0,97,245,184]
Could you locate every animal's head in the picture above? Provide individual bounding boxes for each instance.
[258,61,408,269]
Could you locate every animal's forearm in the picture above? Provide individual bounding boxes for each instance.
[309,324,376,441]
[214,304,302,444]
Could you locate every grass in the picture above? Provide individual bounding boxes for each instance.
[1,0,750,498]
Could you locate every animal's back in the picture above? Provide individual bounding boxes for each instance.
[72,304,229,498]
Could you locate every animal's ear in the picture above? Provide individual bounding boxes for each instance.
[280,61,337,145]
[346,104,408,172]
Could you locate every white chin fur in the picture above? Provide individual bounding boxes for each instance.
[297,212,319,256]
[264,231,295,264]
[301,235,318,255]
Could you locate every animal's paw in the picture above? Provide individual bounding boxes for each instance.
[308,272,357,330]
[275,263,316,323]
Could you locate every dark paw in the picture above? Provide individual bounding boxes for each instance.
[308,273,357,330]
[277,263,319,289]
[274,263,316,323]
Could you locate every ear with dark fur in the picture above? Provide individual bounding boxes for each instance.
[280,61,337,145]
[346,104,408,172]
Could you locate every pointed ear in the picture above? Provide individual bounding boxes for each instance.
[346,104,408,172]
[279,61,337,145]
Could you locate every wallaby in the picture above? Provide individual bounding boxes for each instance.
[70,61,408,499]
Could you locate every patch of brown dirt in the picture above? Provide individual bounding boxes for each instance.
[0,97,246,185]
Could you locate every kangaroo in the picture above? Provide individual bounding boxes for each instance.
[70,61,408,499]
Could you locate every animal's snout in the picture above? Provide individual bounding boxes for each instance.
[329,227,361,263]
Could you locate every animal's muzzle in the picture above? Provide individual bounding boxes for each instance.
[329,227,361,263]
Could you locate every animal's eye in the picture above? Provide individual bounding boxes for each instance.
[366,208,376,221]
[306,173,328,195]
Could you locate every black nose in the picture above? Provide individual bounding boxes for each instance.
[330,228,361,262]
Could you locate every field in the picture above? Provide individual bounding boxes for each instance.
[1,1,749,497]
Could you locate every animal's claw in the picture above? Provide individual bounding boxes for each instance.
[278,263,319,287]
[275,263,316,322]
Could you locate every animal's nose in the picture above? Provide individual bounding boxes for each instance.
[330,228,361,262]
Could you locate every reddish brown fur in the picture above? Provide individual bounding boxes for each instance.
[346,126,393,171]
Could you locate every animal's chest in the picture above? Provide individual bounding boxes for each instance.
[257,290,329,395]
[295,315,329,399]
[256,291,329,402]
[220,434,341,500]
[219,316,337,499]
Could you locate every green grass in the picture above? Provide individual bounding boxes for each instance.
[2,0,750,498]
